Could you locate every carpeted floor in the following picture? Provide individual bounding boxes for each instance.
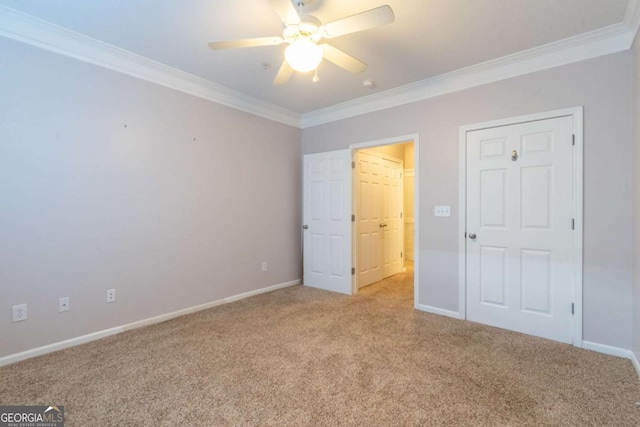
[1,267,640,426]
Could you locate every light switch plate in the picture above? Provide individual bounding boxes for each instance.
[434,206,451,217]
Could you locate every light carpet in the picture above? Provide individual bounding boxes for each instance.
[1,268,639,426]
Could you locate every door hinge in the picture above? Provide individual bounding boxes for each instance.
[572,134,575,146]
[400,212,403,219]
[351,214,355,222]
[401,251,403,258]
[572,218,575,230]
[571,303,575,315]
[351,267,355,275]
[352,161,355,169]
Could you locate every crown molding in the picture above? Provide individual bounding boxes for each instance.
[0,5,302,128]
[625,0,640,42]
[1,2,638,131]
[301,20,635,128]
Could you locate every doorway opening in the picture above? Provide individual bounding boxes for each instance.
[300,134,419,306]
[350,135,419,305]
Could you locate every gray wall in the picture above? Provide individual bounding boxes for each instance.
[0,38,302,357]
[302,52,634,349]
[633,33,640,359]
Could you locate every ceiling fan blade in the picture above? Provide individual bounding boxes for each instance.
[268,0,301,25]
[321,44,367,74]
[208,37,284,50]
[273,61,294,86]
[321,5,394,38]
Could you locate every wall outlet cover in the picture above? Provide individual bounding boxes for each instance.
[107,289,116,303]
[12,304,27,322]
[59,297,70,312]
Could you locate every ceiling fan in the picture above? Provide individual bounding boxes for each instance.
[208,0,395,85]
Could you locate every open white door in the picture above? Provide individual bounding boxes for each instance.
[303,150,353,295]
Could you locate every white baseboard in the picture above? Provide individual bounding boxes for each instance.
[0,279,300,367]
[582,340,635,359]
[417,304,463,320]
[411,313,640,379]
[582,341,640,378]
[631,351,640,379]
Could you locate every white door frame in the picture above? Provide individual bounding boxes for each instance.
[458,107,584,347]
[350,134,420,308]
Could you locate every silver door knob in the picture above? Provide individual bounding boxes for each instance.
[468,233,477,240]
[303,225,308,229]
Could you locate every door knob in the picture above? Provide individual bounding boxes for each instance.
[379,223,388,228]
[468,233,477,240]
[303,224,309,229]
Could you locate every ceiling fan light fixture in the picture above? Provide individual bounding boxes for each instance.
[285,39,323,72]
[210,2,395,85]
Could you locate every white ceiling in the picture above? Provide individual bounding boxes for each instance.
[0,0,631,113]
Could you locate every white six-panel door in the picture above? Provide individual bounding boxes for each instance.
[381,159,403,278]
[466,116,575,343]
[356,152,383,288]
[303,150,352,295]
[356,151,403,288]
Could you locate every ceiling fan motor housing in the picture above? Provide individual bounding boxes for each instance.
[283,15,322,42]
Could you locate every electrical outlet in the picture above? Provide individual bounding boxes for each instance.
[12,304,27,322]
[261,262,268,272]
[106,289,116,303]
[59,297,70,313]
